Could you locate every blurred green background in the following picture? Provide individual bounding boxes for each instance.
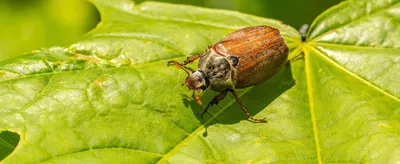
[0,0,341,61]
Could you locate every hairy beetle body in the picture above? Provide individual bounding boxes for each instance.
[168,25,289,122]
[200,26,288,90]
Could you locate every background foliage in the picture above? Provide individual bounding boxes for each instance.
[0,0,99,61]
[0,0,341,61]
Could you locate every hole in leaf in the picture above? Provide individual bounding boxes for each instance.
[0,131,20,161]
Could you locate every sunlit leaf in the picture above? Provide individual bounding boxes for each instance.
[0,0,399,163]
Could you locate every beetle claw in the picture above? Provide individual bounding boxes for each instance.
[167,60,174,66]
[167,60,184,66]
[250,117,267,123]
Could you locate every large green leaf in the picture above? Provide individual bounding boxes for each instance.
[0,0,399,163]
[303,0,400,163]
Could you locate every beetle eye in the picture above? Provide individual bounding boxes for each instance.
[200,85,207,90]
[229,56,239,67]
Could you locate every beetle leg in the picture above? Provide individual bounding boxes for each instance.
[229,89,267,123]
[182,54,202,65]
[167,53,201,74]
[200,90,229,118]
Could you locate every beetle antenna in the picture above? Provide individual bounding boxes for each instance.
[167,60,191,75]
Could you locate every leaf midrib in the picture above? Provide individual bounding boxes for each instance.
[304,46,323,164]
[0,56,187,84]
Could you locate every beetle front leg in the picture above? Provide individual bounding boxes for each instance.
[167,54,202,67]
[200,90,229,118]
[182,53,202,65]
[229,89,267,123]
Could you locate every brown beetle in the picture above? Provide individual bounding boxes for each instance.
[168,25,288,122]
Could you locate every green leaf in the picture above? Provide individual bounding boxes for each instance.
[304,0,400,163]
[0,0,399,164]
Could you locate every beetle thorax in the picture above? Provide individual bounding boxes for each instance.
[198,49,235,92]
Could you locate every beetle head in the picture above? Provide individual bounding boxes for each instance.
[185,70,209,105]
[185,70,209,91]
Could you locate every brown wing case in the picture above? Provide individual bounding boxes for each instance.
[213,26,289,88]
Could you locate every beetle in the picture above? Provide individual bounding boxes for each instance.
[168,25,288,123]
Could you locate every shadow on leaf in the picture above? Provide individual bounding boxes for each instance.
[182,65,295,136]
[0,131,20,161]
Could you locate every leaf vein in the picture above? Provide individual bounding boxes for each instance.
[304,46,323,164]
[309,45,399,101]
[310,42,400,51]
[37,147,163,163]
[0,56,187,83]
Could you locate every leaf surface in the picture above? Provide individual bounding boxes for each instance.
[0,0,399,163]
[305,0,400,163]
